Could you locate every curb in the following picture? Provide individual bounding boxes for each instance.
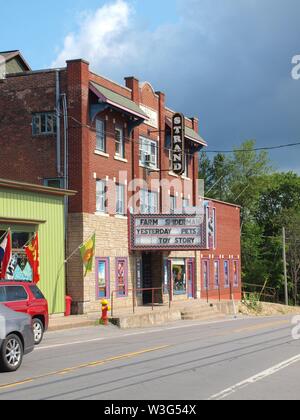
[48,319,99,332]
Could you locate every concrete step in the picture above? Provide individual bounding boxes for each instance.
[181,303,225,321]
[182,314,226,321]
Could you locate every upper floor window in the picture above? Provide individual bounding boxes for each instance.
[96,180,107,214]
[32,113,56,136]
[170,196,177,214]
[182,198,190,210]
[140,190,159,214]
[115,127,125,159]
[183,153,189,178]
[96,119,106,152]
[139,137,158,169]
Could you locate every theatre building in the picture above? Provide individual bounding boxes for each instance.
[0,51,241,315]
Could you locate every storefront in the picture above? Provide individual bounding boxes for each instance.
[0,179,75,314]
[129,213,205,305]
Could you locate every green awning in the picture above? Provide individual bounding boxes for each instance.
[90,81,147,120]
[185,126,207,146]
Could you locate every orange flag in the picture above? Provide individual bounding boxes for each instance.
[25,233,40,284]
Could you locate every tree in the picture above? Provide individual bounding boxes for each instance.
[282,209,300,305]
[199,140,300,303]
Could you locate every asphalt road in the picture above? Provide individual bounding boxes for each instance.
[0,314,300,400]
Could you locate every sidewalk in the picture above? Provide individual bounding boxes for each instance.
[48,300,231,332]
[48,314,100,332]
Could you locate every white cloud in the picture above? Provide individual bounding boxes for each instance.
[52,0,133,69]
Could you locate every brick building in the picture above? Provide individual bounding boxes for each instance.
[0,50,241,314]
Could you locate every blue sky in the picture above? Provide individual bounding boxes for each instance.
[1,0,300,172]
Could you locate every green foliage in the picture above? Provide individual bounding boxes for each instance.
[200,140,300,304]
[242,292,263,313]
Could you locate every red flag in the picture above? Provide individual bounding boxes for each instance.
[0,231,12,279]
[25,233,40,284]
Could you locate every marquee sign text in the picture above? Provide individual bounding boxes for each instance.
[130,214,207,251]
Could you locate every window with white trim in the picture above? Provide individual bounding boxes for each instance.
[170,196,177,214]
[182,198,190,210]
[115,127,125,158]
[96,119,106,152]
[183,153,189,178]
[96,180,107,213]
[116,184,125,215]
[139,137,158,169]
[140,190,159,214]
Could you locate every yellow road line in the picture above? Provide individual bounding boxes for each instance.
[0,379,34,390]
[0,345,170,391]
[233,320,290,334]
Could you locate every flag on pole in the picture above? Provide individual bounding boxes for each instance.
[25,233,40,284]
[80,233,96,277]
[0,230,12,279]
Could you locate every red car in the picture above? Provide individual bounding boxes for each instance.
[0,281,49,345]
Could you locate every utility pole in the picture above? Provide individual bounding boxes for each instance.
[283,227,288,306]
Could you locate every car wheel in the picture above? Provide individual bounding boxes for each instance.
[0,334,23,372]
[33,318,44,345]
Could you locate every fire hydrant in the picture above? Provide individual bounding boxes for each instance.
[100,299,111,326]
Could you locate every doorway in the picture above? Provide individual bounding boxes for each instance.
[142,253,152,304]
[141,253,163,305]
[187,259,195,299]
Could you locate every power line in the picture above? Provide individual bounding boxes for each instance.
[55,111,300,157]
[203,142,300,154]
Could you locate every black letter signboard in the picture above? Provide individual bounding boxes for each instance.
[172,113,185,176]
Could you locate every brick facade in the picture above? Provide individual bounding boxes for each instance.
[0,54,241,314]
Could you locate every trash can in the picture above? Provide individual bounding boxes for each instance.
[65,296,72,317]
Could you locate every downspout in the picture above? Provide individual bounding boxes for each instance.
[61,93,69,288]
[56,70,61,176]
[61,93,69,191]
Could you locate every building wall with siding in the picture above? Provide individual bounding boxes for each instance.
[0,187,66,314]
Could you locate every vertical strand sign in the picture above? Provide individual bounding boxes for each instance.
[172,113,185,176]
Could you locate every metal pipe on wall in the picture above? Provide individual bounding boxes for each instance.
[55,70,61,176]
[61,92,69,296]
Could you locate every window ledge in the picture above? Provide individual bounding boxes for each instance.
[95,212,110,217]
[181,176,191,181]
[139,165,160,172]
[169,171,179,178]
[114,156,128,163]
[94,150,110,158]
[32,133,56,137]
[115,215,128,220]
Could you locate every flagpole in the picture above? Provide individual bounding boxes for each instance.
[0,229,9,243]
[64,232,96,264]
[23,232,36,249]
